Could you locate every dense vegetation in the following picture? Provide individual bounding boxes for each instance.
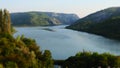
[11,12,79,26]
[67,17,120,40]
[71,7,120,24]
[62,51,120,68]
[66,7,120,40]
[0,9,53,68]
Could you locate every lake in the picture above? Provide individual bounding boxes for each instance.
[14,25,120,59]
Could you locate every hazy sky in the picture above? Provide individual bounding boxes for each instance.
[1,0,120,18]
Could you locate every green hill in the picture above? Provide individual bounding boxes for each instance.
[66,7,120,40]
[11,12,79,26]
[72,7,120,24]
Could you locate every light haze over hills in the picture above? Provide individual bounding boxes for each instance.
[1,0,120,18]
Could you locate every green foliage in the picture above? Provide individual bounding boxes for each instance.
[42,50,53,68]
[0,9,54,68]
[0,64,3,68]
[63,51,120,68]
[0,33,54,68]
[0,9,11,34]
[11,27,17,34]
[5,61,18,68]
[16,35,21,42]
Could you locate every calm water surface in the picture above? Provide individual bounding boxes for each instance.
[14,25,120,59]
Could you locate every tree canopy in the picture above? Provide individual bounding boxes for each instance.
[62,51,120,68]
[0,9,54,68]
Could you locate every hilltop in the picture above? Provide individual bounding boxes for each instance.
[11,12,79,26]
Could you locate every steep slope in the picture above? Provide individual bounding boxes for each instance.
[75,7,120,24]
[79,17,120,40]
[11,12,79,26]
[67,7,120,40]
[45,12,79,24]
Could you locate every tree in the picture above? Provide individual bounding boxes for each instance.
[63,51,120,68]
[0,9,54,68]
[0,10,2,33]
[0,9,11,35]
[43,50,53,68]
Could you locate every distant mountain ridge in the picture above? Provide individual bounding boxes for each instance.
[10,11,79,26]
[75,7,120,23]
[66,7,120,40]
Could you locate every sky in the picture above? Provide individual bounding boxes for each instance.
[0,0,120,18]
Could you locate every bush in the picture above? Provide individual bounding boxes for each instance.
[63,51,120,68]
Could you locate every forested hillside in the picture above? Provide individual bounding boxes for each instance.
[11,12,79,26]
[0,9,53,68]
[66,7,120,40]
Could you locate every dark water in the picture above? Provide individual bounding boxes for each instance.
[14,25,120,59]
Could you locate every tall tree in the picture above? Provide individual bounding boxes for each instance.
[0,10,2,32]
[43,50,53,68]
[0,9,11,34]
[3,9,11,34]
